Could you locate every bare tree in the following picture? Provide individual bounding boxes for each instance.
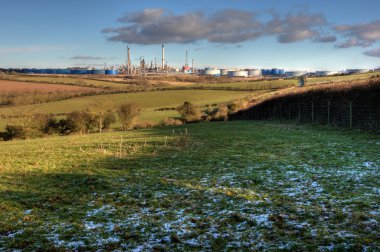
[87,101,115,133]
[117,103,141,130]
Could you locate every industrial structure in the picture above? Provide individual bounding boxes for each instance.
[0,44,375,78]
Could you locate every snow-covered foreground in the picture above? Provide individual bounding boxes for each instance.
[0,122,379,250]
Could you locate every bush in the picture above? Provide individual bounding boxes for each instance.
[3,112,54,140]
[134,121,156,129]
[177,101,203,123]
[214,104,229,121]
[117,103,141,130]
[87,101,115,133]
[160,117,183,126]
[59,111,94,134]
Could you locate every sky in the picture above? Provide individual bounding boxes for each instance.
[1,0,380,71]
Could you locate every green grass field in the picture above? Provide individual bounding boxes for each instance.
[307,72,379,84]
[0,90,259,127]
[195,79,297,90]
[0,121,379,250]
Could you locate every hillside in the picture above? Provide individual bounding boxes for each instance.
[0,121,379,250]
[232,77,380,130]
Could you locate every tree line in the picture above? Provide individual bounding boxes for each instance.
[0,97,250,141]
[0,102,140,140]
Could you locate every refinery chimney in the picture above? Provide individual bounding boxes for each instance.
[162,44,165,70]
[127,46,131,74]
[186,50,188,67]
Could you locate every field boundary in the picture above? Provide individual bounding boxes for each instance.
[231,78,380,131]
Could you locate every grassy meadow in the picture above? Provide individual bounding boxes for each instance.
[0,89,260,128]
[0,121,379,250]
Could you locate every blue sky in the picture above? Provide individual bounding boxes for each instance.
[1,0,380,71]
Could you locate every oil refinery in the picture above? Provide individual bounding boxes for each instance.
[0,44,375,78]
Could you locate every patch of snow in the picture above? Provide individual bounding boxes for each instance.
[362,161,374,168]
[84,221,103,230]
[24,209,32,215]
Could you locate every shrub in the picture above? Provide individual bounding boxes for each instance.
[117,103,141,130]
[3,112,54,139]
[87,101,115,133]
[134,121,156,129]
[160,117,183,126]
[177,101,202,123]
[214,104,229,121]
[65,111,93,134]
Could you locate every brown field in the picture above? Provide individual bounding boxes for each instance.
[0,80,99,92]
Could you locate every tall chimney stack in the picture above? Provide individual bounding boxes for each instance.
[186,50,188,67]
[127,46,131,74]
[162,44,165,70]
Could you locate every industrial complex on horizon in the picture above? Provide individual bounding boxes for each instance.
[1,44,377,78]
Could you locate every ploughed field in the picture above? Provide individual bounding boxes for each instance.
[0,121,379,250]
[0,80,99,92]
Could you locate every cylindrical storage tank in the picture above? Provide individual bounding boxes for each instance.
[105,69,118,75]
[204,69,220,76]
[70,69,88,74]
[198,69,205,75]
[271,68,280,75]
[45,69,56,74]
[265,69,271,75]
[56,69,71,74]
[22,68,33,73]
[285,71,307,77]
[220,69,230,76]
[279,69,285,75]
[247,69,262,77]
[91,69,106,75]
[227,70,248,77]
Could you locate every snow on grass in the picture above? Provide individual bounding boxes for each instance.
[1,122,379,250]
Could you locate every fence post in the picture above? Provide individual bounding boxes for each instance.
[327,101,330,125]
[350,101,352,128]
[311,102,314,122]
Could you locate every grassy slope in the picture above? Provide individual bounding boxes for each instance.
[0,90,257,124]
[195,79,297,90]
[0,121,379,250]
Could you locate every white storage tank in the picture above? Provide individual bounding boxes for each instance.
[247,69,262,77]
[346,69,370,74]
[315,71,337,76]
[285,71,307,77]
[227,70,248,77]
[204,68,221,76]
[220,69,230,76]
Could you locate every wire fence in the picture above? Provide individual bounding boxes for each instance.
[232,100,380,131]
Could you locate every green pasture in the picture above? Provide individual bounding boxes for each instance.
[0,90,257,127]
[0,121,378,250]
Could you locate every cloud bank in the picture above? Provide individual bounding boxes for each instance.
[102,8,334,45]
[334,20,380,48]
[364,48,380,57]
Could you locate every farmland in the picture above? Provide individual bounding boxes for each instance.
[0,121,379,250]
[0,80,99,92]
[0,89,262,127]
